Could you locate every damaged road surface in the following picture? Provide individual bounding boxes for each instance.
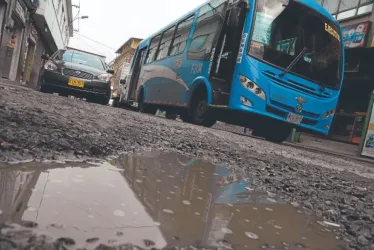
[0,152,346,249]
[1,84,374,249]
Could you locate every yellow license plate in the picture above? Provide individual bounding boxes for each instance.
[68,78,84,88]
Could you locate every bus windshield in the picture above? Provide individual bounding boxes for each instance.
[248,0,342,89]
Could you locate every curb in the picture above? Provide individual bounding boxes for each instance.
[284,142,374,165]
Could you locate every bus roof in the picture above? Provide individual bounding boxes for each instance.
[138,0,210,47]
[138,0,339,48]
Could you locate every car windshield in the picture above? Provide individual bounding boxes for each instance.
[248,0,342,89]
[55,50,105,70]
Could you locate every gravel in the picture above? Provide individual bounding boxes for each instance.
[1,83,374,249]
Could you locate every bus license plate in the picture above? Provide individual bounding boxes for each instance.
[68,78,84,88]
[286,113,303,125]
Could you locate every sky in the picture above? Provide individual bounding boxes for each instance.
[68,0,206,63]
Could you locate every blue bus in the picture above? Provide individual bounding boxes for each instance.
[120,0,344,143]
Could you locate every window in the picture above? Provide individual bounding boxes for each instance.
[169,15,194,57]
[322,0,339,13]
[249,0,342,89]
[339,0,359,11]
[188,0,227,60]
[145,35,161,64]
[55,50,105,70]
[318,0,374,20]
[156,26,176,60]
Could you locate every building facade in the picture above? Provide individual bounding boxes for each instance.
[0,0,73,88]
[313,0,374,145]
[111,37,142,95]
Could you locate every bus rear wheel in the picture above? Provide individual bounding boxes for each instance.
[138,92,157,115]
[191,99,216,127]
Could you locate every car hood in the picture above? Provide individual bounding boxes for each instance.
[56,61,106,76]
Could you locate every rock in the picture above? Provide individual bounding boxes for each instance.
[57,237,76,246]
[358,235,370,246]
[0,239,17,250]
[0,142,10,149]
[20,221,38,228]
[304,202,313,210]
[144,239,155,247]
[356,187,368,192]
[86,238,100,244]
[325,201,332,205]
[89,145,101,155]
[291,202,299,208]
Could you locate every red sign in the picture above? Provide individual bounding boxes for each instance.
[342,22,371,48]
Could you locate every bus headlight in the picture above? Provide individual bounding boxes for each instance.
[323,109,336,119]
[240,75,266,100]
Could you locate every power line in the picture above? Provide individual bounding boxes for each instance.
[74,32,116,51]
[77,37,104,55]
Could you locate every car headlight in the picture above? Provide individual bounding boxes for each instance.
[240,75,266,100]
[97,73,110,81]
[44,60,58,71]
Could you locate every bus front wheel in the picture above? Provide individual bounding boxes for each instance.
[191,99,216,127]
[263,125,291,143]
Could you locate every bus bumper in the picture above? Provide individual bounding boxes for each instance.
[229,99,334,136]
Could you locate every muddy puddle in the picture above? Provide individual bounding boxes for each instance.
[0,152,346,249]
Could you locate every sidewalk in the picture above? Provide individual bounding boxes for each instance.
[0,78,34,89]
[1,78,22,86]
[285,134,374,165]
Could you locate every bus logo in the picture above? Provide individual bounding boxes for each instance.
[296,97,307,103]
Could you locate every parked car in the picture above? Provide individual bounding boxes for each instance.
[38,49,114,105]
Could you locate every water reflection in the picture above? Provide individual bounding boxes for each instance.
[0,153,346,249]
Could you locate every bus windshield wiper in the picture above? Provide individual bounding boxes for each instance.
[279,47,308,77]
[208,3,224,19]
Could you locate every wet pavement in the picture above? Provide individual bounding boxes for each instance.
[0,152,347,249]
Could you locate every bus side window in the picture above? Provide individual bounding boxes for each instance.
[145,35,162,64]
[170,15,194,57]
[157,26,176,61]
[188,1,227,61]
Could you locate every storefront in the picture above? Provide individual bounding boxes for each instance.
[0,1,7,41]
[0,0,27,80]
[20,22,37,84]
[329,21,374,145]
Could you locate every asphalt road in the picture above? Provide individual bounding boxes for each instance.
[1,83,374,249]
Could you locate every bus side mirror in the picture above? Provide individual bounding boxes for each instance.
[228,7,240,28]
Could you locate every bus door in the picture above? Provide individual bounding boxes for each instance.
[128,47,148,101]
[210,4,247,106]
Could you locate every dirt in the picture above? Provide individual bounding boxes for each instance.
[1,83,374,249]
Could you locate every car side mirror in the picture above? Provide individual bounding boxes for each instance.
[107,69,114,74]
[120,79,126,85]
[228,7,240,29]
[41,54,49,60]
